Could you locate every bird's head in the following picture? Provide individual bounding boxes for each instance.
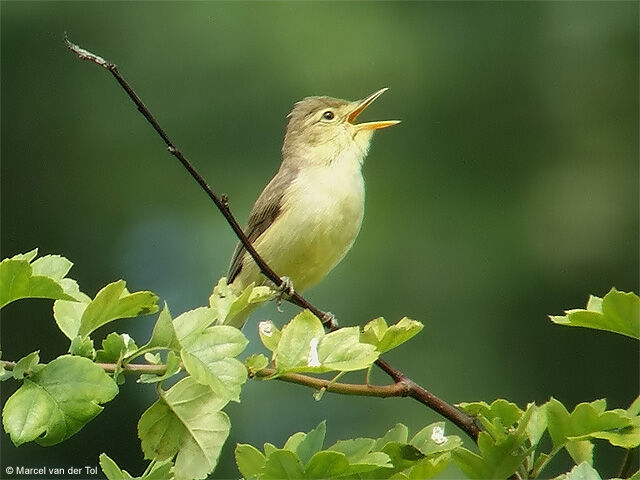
[282,88,399,167]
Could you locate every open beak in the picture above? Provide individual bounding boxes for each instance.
[348,87,401,131]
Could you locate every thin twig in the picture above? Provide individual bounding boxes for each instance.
[64,36,480,442]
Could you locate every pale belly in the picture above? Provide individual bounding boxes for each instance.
[237,164,365,292]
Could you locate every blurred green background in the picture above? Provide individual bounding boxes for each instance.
[1,1,638,478]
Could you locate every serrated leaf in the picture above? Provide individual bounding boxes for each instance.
[138,377,230,480]
[361,317,388,345]
[11,248,38,262]
[296,421,326,465]
[305,450,349,478]
[361,317,423,353]
[69,336,96,359]
[180,326,248,401]
[459,399,524,427]
[566,440,594,465]
[546,398,635,452]
[550,288,640,339]
[138,351,181,384]
[453,405,534,479]
[12,351,40,379]
[235,443,266,479]
[275,311,378,373]
[78,280,159,337]
[245,353,269,375]
[561,461,603,480]
[3,356,118,446]
[0,258,75,308]
[95,333,137,363]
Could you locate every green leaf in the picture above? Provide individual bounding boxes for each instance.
[12,351,40,380]
[316,327,379,372]
[527,402,548,446]
[95,333,137,363]
[276,310,325,371]
[134,305,181,357]
[453,404,534,479]
[235,443,266,479]
[628,396,640,416]
[0,258,75,308]
[3,355,118,446]
[275,311,378,373]
[296,421,326,465]
[209,278,274,327]
[99,453,133,480]
[138,377,230,480]
[546,398,637,454]
[550,288,640,339]
[31,255,73,281]
[172,306,216,345]
[245,353,269,375]
[78,280,159,337]
[305,450,349,478]
[11,248,39,262]
[138,351,181,384]
[407,453,453,479]
[560,461,603,480]
[54,299,88,340]
[69,336,96,359]
[180,325,248,401]
[259,320,282,352]
[459,399,524,428]
[375,424,409,450]
[329,438,376,462]
[142,459,174,480]
[283,432,307,452]
[410,422,463,456]
[361,317,424,353]
[381,442,426,471]
[261,450,305,480]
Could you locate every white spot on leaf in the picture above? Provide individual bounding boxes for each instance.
[431,425,447,445]
[307,337,321,367]
[259,321,275,336]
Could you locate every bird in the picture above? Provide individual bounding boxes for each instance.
[224,88,399,328]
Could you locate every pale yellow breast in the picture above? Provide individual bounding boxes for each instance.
[237,158,365,292]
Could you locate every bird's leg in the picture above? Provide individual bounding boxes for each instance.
[275,276,295,312]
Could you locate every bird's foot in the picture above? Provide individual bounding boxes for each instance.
[321,311,339,330]
[275,276,295,312]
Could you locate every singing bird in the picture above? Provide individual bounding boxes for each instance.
[225,88,399,327]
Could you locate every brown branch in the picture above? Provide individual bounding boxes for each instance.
[64,36,479,442]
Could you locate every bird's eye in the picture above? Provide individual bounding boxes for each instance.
[322,110,335,121]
